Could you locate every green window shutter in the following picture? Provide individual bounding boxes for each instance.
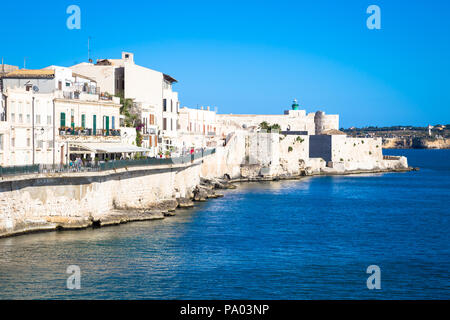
[106,116,110,136]
[81,114,86,129]
[93,115,97,134]
[60,112,65,127]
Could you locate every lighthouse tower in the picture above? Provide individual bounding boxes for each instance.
[291,99,299,110]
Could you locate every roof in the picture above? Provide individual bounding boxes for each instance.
[95,59,124,67]
[321,129,346,135]
[163,73,178,83]
[96,59,112,66]
[0,64,19,74]
[3,69,55,79]
[69,142,152,154]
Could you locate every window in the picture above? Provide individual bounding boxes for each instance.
[37,140,43,149]
[103,116,110,135]
[81,114,86,129]
[36,114,41,124]
[58,81,62,90]
[163,118,167,130]
[60,112,66,127]
[27,114,31,123]
[0,134,3,150]
[11,138,15,147]
[27,138,30,147]
[171,100,173,112]
[47,115,52,125]
[93,115,97,134]
[171,119,173,131]
[11,113,15,123]
[47,140,54,149]
[112,116,115,129]
[19,114,23,123]
[163,99,167,112]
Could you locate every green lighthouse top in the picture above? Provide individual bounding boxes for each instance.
[291,99,299,110]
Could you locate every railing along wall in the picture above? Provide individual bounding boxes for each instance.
[0,149,216,177]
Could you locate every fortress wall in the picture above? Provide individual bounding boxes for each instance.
[329,136,409,171]
[217,111,339,137]
[278,134,310,175]
[217,114,314,134]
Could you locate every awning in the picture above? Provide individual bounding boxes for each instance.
[69,142,152,154]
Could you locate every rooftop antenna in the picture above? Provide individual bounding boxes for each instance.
[88,37,91,63]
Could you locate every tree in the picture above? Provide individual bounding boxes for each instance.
[259,121,270,131]
[259,122,281,132]
[116,92,139,127]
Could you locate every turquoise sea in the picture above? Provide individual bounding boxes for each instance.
[0,149,449,299]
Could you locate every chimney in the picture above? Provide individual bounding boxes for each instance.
[122,52,134,63]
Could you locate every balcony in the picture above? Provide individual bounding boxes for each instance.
[59,127,121,137]
[55,89,120,104]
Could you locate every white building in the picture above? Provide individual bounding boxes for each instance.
[178,106,217,150]
[0,67,147,166]
[70,52,180,153]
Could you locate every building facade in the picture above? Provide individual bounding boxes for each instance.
[0,67,122,166]
[178,106,217,150]
[70,52,180,153]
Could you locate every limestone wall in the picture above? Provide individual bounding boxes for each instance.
[278,134,310,175]
[330,136,407,171]
[200,131,246,179]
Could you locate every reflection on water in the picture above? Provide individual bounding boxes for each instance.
[0,149,449,299]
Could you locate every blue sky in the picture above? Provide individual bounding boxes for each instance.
[1,0,449,127]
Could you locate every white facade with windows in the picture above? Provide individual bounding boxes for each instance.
[178,106,217,150]
[70,52,180,153]
[0,67,122,166]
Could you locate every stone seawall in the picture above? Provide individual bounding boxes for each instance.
[0,159,206,238]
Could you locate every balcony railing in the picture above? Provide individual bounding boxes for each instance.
[0,149,216,177]
[59,127,121,137]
